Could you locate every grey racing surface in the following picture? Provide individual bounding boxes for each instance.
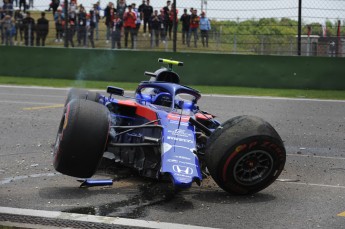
[0,85,345,229]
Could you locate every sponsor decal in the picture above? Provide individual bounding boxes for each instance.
[168,129,192,137]
[173,165,193,175]
[173,145,196,153]
[173,174,192,180]
[179,161,198,166]
[167,159,178,163]
[163,143,172,152]
[167,136,194,144]
[168,120,189,126]
[167,114,190,122]
[174,155,192,160]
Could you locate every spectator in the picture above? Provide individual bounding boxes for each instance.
[123,4,136,49]
[1,14,15,46]
[116,0,126,19]
[158,9,165,43]
[149,9,162,48]
[86,13,95,48]
[199,11,211,47]
[77,6,86,46]
[3,0,13,16]
[138,0,145,20]
[69,0,77,23]
[104,2,115,43]
[54,6,64,42]
[46,1,52,11]
[22,11,35,46]
[14,7,24,44]
[36,12,48,46]
[111,12,122,49]
[51,0,60,15]
[65,19,75,47]
[91,3,101,40]
[19,0,26,12]
[142,0,152,35]
[163,0,172,35]
[168,2,178,39]
[188,9,199,48]
[162,0,171,39]
[180,8,190,45]
[131,3,140,40]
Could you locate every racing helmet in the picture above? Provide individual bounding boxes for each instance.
[152,92,173,107]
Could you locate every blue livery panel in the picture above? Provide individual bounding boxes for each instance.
[159,112,202,188]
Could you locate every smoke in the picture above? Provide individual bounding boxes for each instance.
[74,51,116,87]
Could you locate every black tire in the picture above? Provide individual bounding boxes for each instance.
[53,99,110,178]
[64,88,101,106]
[205,115,286,195]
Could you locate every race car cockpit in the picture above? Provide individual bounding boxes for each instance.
[152,92,173,107]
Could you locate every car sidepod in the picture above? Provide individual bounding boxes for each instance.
[158,111,203,188]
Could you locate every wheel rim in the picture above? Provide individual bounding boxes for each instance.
[233,150,273,186]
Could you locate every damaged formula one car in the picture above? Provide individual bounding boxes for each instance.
[53,58,286,195]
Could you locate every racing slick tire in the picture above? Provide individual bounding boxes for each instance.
[53,99,110,178]
[64,88,101,106]
[205,115,286,195]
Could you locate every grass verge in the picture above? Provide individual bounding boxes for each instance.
[1,76,345,100]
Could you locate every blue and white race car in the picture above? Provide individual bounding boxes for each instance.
[53,58,286,195]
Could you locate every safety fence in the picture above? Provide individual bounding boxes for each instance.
[0,0,344,57]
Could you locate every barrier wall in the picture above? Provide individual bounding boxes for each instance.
[1,46,344,89]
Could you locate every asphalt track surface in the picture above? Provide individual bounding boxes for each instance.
[0,85,345,229]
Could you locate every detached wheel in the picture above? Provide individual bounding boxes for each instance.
[64,88,101,106]
[53,99,110,178]
[205,115,286,195]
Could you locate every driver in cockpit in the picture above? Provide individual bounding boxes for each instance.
[152,91,173,107]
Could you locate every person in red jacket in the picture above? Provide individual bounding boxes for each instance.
[187,9,199,48]
[123,4,136,49]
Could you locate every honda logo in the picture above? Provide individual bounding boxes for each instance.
[172,165,193,175]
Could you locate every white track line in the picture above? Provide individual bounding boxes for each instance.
[0,207,217,229]
[278,181,345,189]
[1,85,344,103]
[201,94,345,103]
[287,153,345,160]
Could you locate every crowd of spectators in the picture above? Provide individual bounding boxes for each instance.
[0,0,212,49]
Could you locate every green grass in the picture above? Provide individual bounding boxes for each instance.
[1,75,345,100]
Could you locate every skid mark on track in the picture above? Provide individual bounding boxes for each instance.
[0,173,60,185]
[23,104,64,110]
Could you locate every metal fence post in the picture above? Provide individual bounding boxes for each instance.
[297,0,302,56]
[64,0,69,47]
[261,35,264,55]
[233,32,237,54]
[173,0,177,52]
[28,23,31,46]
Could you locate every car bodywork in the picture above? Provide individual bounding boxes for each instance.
[54,58,286,195]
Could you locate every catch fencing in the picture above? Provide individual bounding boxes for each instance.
[0,0,344,57]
